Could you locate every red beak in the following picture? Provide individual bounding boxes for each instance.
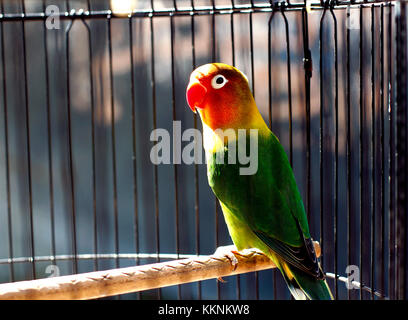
[186,81,207,113]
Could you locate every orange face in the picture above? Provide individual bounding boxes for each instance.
[186,63,254,130]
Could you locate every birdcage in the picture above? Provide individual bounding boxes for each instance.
[0,0,406,300]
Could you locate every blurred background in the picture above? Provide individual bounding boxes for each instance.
[0,0,406,300]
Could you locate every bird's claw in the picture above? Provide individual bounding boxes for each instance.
[214,245,239,271]
[217,277,227,283]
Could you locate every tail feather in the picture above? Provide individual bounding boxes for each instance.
[279,262,333,300]
[280,270,308,300]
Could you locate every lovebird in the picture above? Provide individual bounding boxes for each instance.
[186,63,333,300]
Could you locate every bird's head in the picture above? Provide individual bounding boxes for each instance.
[186,63,257,131]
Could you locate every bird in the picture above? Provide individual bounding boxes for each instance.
[185,63,333,300]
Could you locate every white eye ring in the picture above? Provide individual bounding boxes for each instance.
[211,75,228,89]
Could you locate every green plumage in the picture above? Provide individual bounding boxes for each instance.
[207,130,333,300]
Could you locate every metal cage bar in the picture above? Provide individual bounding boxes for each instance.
[64,16,78,276]
[396,0,407,300]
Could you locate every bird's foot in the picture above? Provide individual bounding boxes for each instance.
[213,245,239,272]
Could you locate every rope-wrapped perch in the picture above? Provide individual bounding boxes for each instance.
[0,242,320,300]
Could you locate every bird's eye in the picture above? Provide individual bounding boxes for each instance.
[211,75,228,89]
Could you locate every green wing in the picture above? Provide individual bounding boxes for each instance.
[208,130,322,279]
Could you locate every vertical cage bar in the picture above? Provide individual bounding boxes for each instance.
[107,14,120,271]
[86,0,98,274]
[370,3,376,300]
[64,18,78,275]
[395,0,407,300]
[268,9,275,130]
[359,3,364,300]
[0,0,14,282]
[329,4,339,299]
[346,3,352,301]
[302,4,312,224]
[387,1,395,300]
[249,4,255,97]
[319,4,327,268]
[282,8,292,166]
[230,0,235,66]
[380,3,386,298]
[42,0,57,267]
[211,0,216,62]
[170,9,181,300]
[21,0,36,279]
[301,1,313,302]
[128,15,140,300]
[150,0,161,300]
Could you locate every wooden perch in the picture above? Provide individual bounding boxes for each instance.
[0,242,320,300]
